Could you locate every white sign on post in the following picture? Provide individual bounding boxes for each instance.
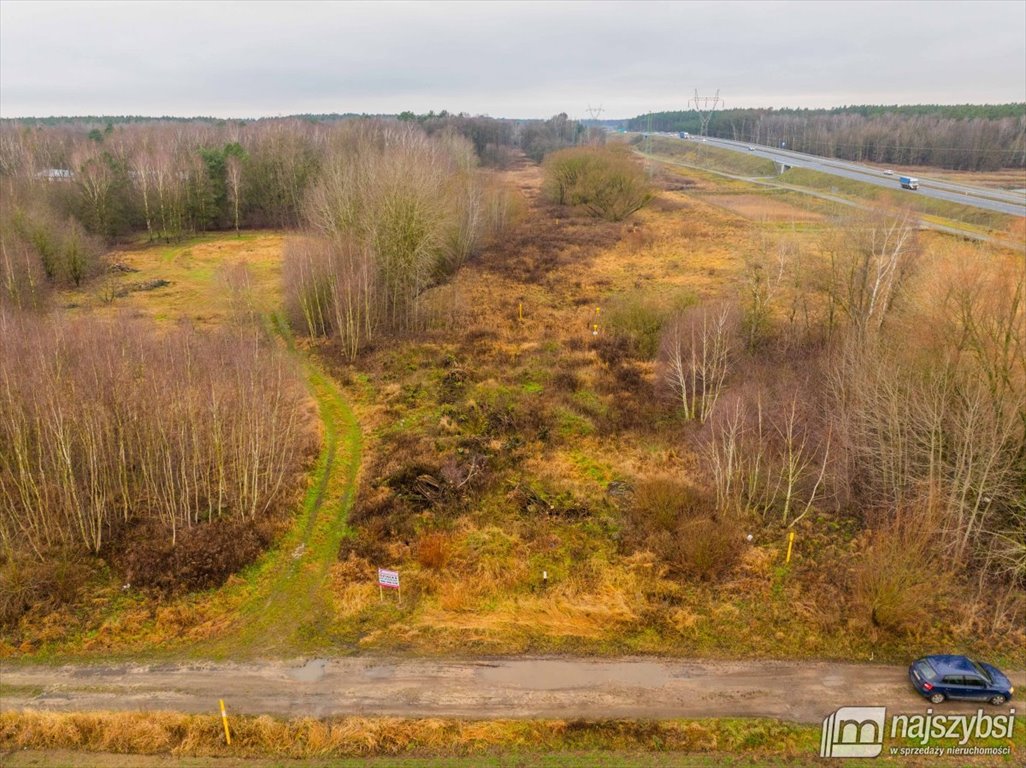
[377,568,401,603]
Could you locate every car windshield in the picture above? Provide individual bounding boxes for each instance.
[969,660,993,683]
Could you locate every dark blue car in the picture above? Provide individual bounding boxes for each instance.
[909,654,1014,705]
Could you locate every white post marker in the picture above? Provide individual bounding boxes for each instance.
[378,568,400,604]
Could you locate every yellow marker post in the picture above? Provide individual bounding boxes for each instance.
[219,699,231,745]
[518,302,523,321]
[785,530,796,564]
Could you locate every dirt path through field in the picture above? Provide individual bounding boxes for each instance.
[196,315,362,658]
[3,657,1022,724]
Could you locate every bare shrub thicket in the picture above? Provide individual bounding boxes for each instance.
[832,252,1025,575]
[285,123,506,358]
[688,206,1024,601]
[1,184,105,308]
[0,309,315,560]
[659,302,738,422]
[542,145,653,221]
[703,388,831,527]
[822,207,920,337]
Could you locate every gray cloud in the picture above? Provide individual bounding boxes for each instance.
[2,0,1023,118]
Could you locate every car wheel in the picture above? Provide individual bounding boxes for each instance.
[929,692,946,704]
[990,694,1007,706]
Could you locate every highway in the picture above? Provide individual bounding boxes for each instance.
[692,135,1026,218]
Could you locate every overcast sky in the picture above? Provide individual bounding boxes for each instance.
[2,0,1024,119]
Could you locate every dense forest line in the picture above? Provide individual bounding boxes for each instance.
[628,104,1026,170]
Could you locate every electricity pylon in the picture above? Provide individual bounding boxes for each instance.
[689,89,723,137]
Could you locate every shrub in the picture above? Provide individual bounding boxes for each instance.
[603,290,694,360]
[0,554,93,627]
[118,517,278,594]
[286,122,506,359]
[542,146,652,221]
[667,516,744,581]
[630,477,712,534]
[851,518,945,636]
[622,478,738,581]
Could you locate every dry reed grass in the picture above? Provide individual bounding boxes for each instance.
[0,709,814,758]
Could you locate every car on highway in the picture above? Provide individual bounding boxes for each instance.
[883,169,894,175]
[909,655,1014,705]
[748,146,756,151]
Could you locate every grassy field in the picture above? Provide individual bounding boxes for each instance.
[3,156,1023,670]
[64,231,286,325]
[301,160,1024,664]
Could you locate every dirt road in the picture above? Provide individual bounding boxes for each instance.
[3,657,1022,724]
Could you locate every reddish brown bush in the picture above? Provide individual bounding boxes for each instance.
[118,517,278,594]
[415,532,449,571]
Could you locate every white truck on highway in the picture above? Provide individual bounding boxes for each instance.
[899,176,919,190]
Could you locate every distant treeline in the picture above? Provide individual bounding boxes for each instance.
[629,104,1026,170]
[1,113,379,127]
[0,113,587,252]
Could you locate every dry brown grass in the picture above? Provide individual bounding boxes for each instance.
[409,559,646,648]
[322,156,1026,665]
[701,194,826,222]
[0,709,817,758]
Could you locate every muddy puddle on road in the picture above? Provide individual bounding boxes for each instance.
[287,658,328,682]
